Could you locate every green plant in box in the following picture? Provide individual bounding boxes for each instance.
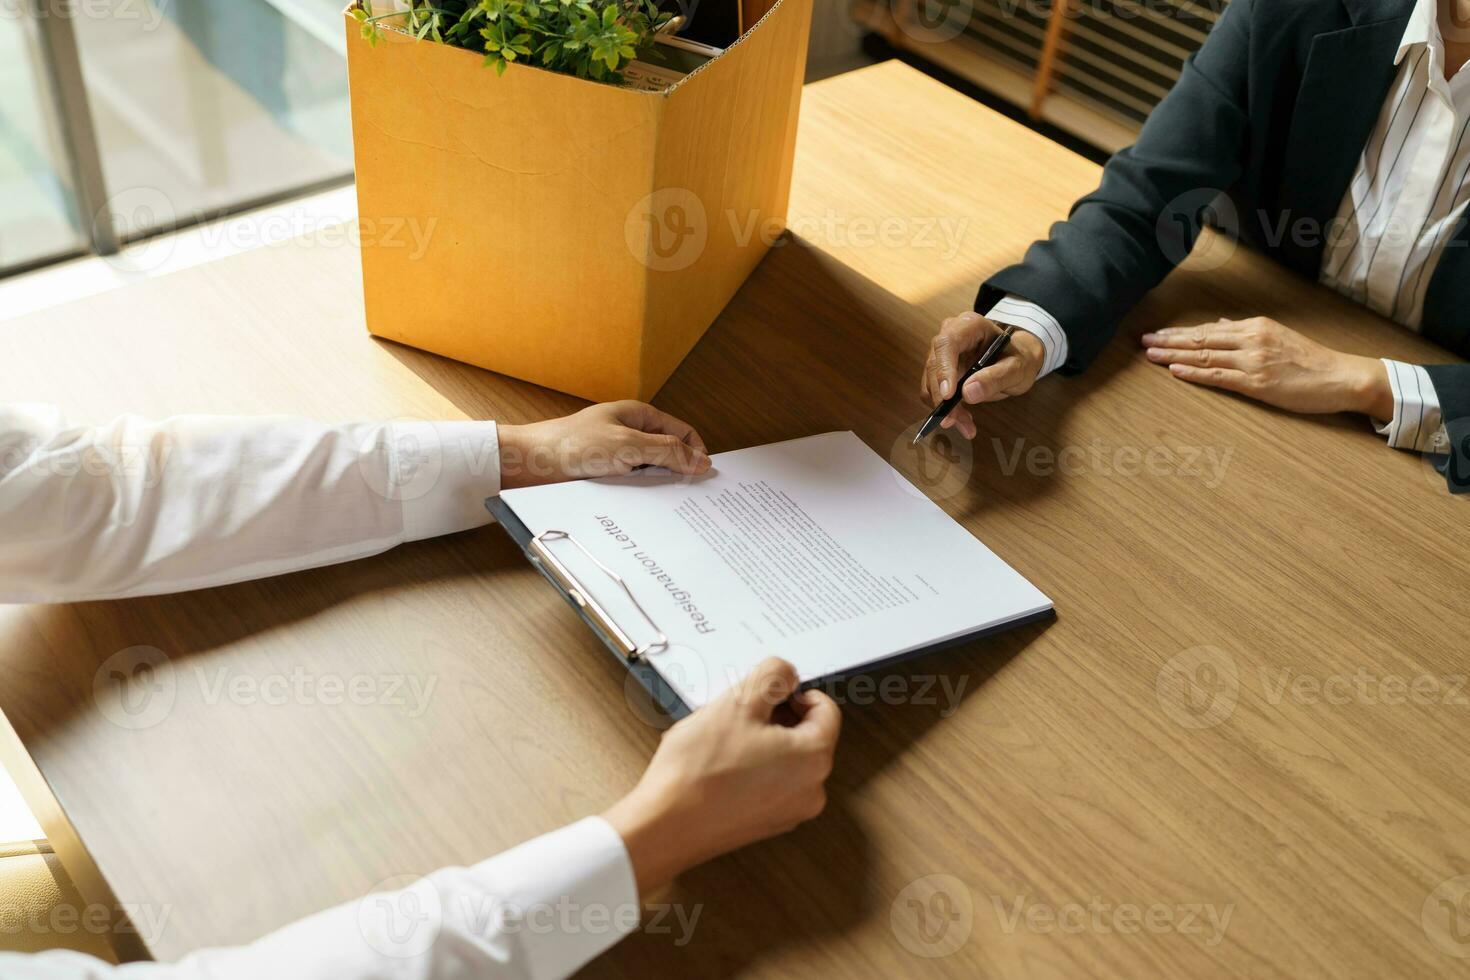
[352,0,672,81]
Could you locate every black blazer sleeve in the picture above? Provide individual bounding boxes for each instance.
[975,0,1255,372]
[1423,364,1470,493]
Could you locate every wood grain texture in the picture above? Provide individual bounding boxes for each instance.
[1,60,1467,978]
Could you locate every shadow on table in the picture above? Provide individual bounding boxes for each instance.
[379,234,1111,518]
[2,525,521,740]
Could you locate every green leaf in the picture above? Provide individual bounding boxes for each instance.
[351,0,668,82]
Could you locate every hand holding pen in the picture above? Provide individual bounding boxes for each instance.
[917,312,1048,441]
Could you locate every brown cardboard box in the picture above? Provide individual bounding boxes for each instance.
[344,0,812,402]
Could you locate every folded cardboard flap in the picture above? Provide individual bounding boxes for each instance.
[344,0,813,402]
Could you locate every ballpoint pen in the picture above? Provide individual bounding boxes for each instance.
[912,324,1016,445]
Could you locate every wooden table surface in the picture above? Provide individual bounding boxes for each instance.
[2,60,1468,978]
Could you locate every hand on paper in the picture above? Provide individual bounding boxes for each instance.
[921,312,1047,439]
[499,401,712,489]
[602,657,841,896]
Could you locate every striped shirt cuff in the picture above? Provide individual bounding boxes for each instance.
[985,295,1069,378]
[1374,360,1450,454]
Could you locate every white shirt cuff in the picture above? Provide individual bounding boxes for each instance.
[391,420,502,541]
[473,815,641,979]
[1373,360,1450,454]
[149,814,640,980]
[985,295,1069,378]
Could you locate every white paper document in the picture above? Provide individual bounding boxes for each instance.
[497,431,1052,708]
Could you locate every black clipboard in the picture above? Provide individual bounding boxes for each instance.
[486,496,1054,720]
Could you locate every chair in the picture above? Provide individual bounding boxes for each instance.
[0,835,118,960]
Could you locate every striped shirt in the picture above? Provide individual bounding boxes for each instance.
[991,0,1463,457]
[1320,5,1470,331]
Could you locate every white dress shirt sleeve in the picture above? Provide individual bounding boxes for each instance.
[1373,360,1451,454]
[0,406,500,604]
[984,295,1070,378]
[5,817,640,980]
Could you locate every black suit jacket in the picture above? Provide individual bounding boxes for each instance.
[976,0,1470,492]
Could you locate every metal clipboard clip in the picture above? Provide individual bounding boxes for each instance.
[528,530,670,663]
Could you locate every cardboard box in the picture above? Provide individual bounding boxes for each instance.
[344,0,813,402]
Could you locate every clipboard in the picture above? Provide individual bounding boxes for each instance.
[487,495,1054,721]
[487,495,694,719]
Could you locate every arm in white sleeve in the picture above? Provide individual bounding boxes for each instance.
[984,295,1070,379]
[0,405,500,603]
[1373,360,1450,454]
[6,817,641,980]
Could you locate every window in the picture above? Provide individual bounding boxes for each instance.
[0,16,84,272]
[0,0,353,278]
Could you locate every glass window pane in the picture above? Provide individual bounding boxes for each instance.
[0,19,84,273]
[73,0,352,239]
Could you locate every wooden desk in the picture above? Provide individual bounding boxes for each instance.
[2,60,1467,977]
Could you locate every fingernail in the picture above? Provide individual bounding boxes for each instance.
[940,416,953,428]
[1141,333,1157,345]
[1146,347,1162,360]
[939,379,951,398]
[1169,363,1185,375]
[963,379,983,401]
